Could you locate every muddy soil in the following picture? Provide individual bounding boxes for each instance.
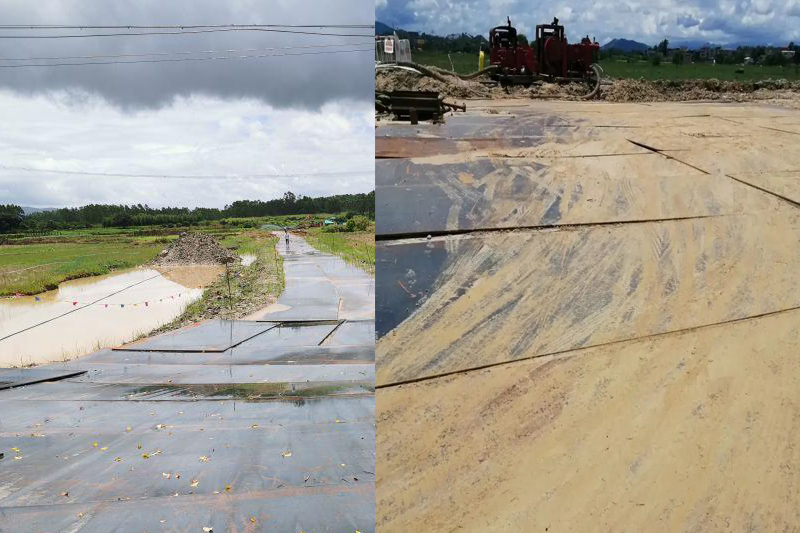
[151,232,237,266]
[376,68,800,106]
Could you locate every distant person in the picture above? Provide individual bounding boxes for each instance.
[284,228,289,246]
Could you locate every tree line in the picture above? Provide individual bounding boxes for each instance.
[0,191,375,233]
[603,39,800,67]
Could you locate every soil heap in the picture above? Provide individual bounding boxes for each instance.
[376,68,800,107]
[151,232,237,266]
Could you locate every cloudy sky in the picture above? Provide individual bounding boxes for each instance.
[376,0,800,46]
[0,0,374,209]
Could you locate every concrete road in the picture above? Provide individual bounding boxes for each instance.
[0,236,375,532]
[376,100,800,532]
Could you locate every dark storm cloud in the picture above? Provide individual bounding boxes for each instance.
[677,14,700,27]
[0,0,374,109]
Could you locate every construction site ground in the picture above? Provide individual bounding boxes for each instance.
[0,236,375,532]
[376,99,800,531]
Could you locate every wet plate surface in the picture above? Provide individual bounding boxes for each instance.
[118,320,275,352]
[376,100,800,531]
[0,369,87,391]
[0,235,374,532]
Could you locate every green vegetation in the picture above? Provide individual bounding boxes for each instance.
[0,236,167,296]
[412,50,482,74]
[149,230,285,333]
[4,191,374,232]
[410,49,800,81]
[306,222,375,275]
[599,61,800,81]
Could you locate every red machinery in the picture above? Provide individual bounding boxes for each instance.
[489,17,602,96]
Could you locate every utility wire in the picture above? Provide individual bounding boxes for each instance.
[0,24,374,29]
[0,28,375,39]
[0,164,375,180]
[0,41,367,62]
[0,47,372,68]
[0,272,165,342]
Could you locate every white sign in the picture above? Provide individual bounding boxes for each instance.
[384,38,394,54]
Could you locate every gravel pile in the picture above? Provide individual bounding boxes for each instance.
[151,232,237,266]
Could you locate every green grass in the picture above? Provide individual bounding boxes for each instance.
[412,50,482,74]
[306,226,375,275]
[599,60,800,81]
[0,237,167,296]
[149,231,285,332]
[409,50,800,81]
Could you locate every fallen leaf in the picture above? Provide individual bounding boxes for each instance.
[14,456,22,460]
[142,453,150,459]
[61,491,69,497]
[11,447,19,452]
[162,472,171,479]
[335,419,344,423]
[251,424,259,429]
[92,442,98,448]
[155,424,166,430]
[250,517,256,524]
[202,528,213,533]
[137,444,142,450]
[190,479,199,487]
[225,484,231,492]
[125,426,132,432]
[281,451,292,458]
[114,457,122,462]
[100,447,108,451]
[199,456,209,462]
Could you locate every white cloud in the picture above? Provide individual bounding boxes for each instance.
[0,91,374,209]
[377,0,800,44]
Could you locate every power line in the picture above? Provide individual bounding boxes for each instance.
[0,164,375,180]
[0,28,375,39]
[0,41,367,62]
[0,24,374,29]
[0,47,373,68]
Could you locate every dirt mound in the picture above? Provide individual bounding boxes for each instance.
[151,232,237,266]
[603,78,800,103]
[376,69,489,99]
[376,67,800,105]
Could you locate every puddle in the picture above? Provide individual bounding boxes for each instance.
[157,265,224,288]
[0,268,204,367]
[241,254,256,267]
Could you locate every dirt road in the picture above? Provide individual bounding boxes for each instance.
[376,100,800,531]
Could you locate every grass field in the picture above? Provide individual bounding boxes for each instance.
[601,60,800,81]
[0,213,360,296]
[412,50,482,74]
[306,226,375,275]
[0,236,168,296]
[409,50,800,81]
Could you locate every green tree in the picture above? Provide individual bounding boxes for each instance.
[658,39,669,55]
[0,204,24,232]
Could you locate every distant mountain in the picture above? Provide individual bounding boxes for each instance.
[601,38,651,52]
[21,206,56,215]
[376,21,394,36]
